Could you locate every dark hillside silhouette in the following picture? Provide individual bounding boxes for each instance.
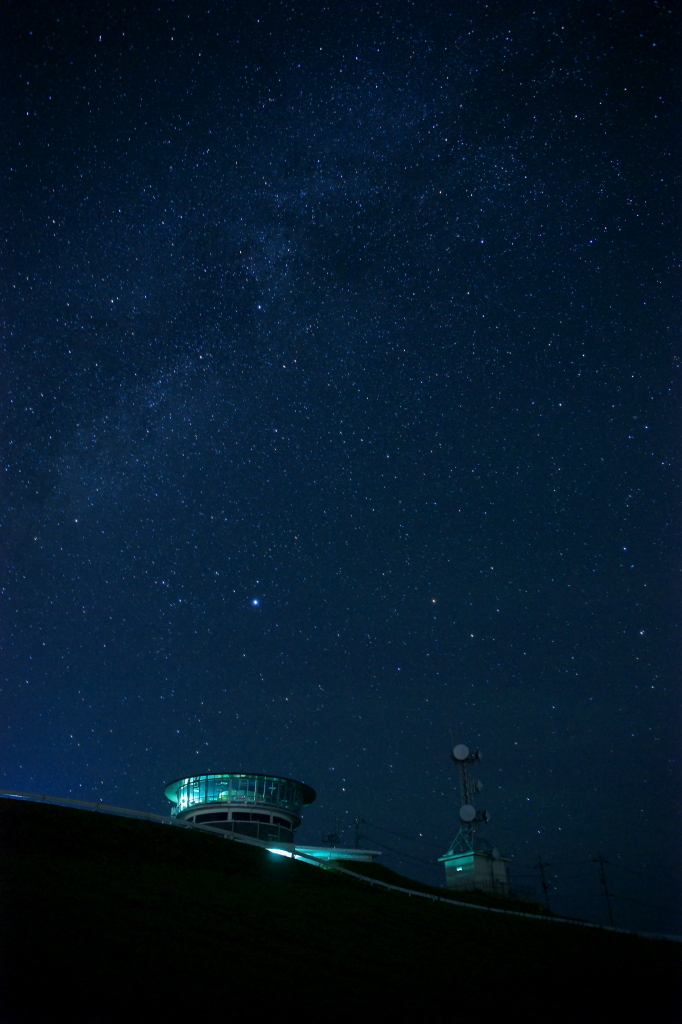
[1,798,679,1023]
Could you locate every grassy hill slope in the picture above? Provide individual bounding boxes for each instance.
[1,798,679,1023]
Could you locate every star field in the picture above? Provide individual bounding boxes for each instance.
[2,1,679,931]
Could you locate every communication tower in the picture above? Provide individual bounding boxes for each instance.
[438,743,509,895]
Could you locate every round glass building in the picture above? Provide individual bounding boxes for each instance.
[164,773,316,846]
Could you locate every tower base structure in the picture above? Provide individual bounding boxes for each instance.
[439,849,509,895]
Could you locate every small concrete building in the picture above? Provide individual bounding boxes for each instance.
[439,848,509,896]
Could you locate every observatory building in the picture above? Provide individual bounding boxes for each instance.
[164,771,380,863]
[164,773,316,847]
[439,744,509,896]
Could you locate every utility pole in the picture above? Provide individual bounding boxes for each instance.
[353,818,365,849]
[323,812,341,847]
[535,857,552,911]
[593,853,614,927]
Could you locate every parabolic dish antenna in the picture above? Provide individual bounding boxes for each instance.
[459,804,477,822]
[492,848,501,860]
[452,744,470,761]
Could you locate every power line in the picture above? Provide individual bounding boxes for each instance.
[358,834,436,867]
[611,864,678,889]
[354,818,678,928]
[361,820,442,849]
[609,893,677,915]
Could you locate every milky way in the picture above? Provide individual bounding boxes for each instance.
[2,1,678,932]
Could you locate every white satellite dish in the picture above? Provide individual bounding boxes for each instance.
[459,804,476,822]
[452,744,470,761]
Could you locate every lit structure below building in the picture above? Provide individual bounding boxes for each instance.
[295,846,379,863]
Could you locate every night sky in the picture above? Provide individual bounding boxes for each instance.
[3,1,679,933]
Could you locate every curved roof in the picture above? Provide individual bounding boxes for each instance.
[163,772,317,806]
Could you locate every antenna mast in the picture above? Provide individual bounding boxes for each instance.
[445,744,489,855]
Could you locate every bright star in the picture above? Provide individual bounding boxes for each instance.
[251,598,260,606]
